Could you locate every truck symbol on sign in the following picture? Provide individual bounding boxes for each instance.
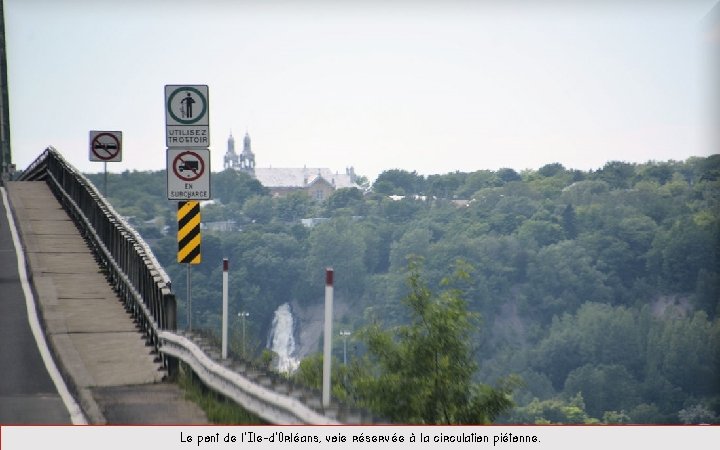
[179,160,199,172]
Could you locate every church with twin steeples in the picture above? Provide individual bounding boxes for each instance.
[223,132,360,201]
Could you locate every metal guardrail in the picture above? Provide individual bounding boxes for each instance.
[19,147,176,370]
[160,331,340,425]
[17,147,349,424]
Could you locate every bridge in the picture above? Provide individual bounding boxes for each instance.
[0,147,365,425]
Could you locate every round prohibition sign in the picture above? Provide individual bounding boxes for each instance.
[172,150,205,182]
[167,86,207,125]
[91,132,121,161]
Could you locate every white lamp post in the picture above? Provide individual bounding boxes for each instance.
[340,330,351,365]
[238,311,250,358]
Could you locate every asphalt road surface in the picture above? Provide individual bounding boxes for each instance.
[0,187,73,424]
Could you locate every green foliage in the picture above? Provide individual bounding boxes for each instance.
[645,311,720,396]
[678,403,720,424]
[593,161,636,189]
[497,168,522,183]
[324,187,364,213]
[211,168,267,205]
[88,156,720,424]
[178,364,265,424]
[564,363,640,418]
[373,169,424,195]
[275,191,315,222]
[303,218,367,298]
[242,195,274,224]
[354,260,514,424]
[507,393,599,424]
[524,242,612,318]
[293,353,357,403]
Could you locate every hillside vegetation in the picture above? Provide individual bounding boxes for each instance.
[86,155,720,424]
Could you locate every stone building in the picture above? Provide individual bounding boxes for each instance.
[223,132,359,201]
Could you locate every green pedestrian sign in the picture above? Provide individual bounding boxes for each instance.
[165,85,209,147]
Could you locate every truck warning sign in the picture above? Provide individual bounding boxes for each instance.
[167,148,211,200]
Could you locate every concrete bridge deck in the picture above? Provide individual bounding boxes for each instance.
[3,181,207,424]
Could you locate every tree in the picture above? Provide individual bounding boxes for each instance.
[646,218,716,291]
[324,187,364,213]
[561,204,578,239]
[389,227,432,272]
[531,302,643,388]
[593,161,636,189]
[426,172,465,198]
[678,404,719,424]
[645,311,720,396]
[304,218,367,298]
[563,363,640,419]
[373,169,425,195]
[355,260,514,424]
[212,169,267,205]
[275,190,314,222]
[456,170,499,198]
[242,195,274,224]
[293,353,356,403]
[508,394,600,424]
[497,168,522,183]
[517,219,564,247]
[524,241,612,318]
[538,163,566,178]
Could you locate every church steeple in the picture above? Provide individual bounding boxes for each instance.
[243,132,251,153]
[228,132,235,153]
[239,131,255,172]
[223,131,238,169]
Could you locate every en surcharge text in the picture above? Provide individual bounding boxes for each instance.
[170,190,208,199]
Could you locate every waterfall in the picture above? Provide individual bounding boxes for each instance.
[268,303,300,373]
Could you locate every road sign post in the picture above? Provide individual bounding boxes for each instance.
[165,85,211,330]
[178,200,201,331]
[89,130,122,196]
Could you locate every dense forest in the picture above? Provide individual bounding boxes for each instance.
[86,155,720,424]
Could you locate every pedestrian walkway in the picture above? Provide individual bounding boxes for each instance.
[6,181,208,424]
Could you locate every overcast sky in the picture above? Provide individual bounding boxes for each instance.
[5,0,718,182]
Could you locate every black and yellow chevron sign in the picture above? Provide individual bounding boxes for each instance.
[177,201,201,264]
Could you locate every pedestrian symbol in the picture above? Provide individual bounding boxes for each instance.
[165,85,208,126]
[180,93,196,119]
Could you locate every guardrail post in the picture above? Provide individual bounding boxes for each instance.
[322,268,334,408]
[163,292,178,377]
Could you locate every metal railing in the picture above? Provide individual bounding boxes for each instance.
[160,331,340,424]
[18,147,177,371]
[16,147,350,424]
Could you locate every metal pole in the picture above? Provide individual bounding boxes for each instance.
[222,258,229,359]
[186,264,192,331]
[238,311,249,358]
[103,161,107,197]
[322,268,334,408]
[0,1,11,178]
[340,330,351,365]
